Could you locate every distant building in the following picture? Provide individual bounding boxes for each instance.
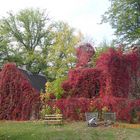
[19,68,47,93]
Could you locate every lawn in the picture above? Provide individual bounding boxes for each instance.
[0,121,140,140]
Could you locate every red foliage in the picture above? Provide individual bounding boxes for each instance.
[96,48,140,98]
[51,96,140,122]
[48,45,140,122]
[0,63,40,120]
[55,98,90,120]
[62,68,101,98]
[76,43,95,68]
[100,96,140,122]
[96,48,131,97]
[95,48,140,122]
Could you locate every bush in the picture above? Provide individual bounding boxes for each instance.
[45,77,66,99]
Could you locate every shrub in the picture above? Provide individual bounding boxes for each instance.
[45,77,66,99]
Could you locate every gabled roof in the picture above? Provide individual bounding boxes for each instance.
[19,68,47,93]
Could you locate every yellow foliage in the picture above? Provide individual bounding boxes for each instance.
[45,82,52,93]
[102,106,109,112]
[40,93,51,103]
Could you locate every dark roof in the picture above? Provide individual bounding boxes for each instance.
[19,68,47,92]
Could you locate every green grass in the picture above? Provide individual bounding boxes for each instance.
[0,121,140,140]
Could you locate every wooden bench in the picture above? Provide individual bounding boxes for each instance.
[44,114,63,125]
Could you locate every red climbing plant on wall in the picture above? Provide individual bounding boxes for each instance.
[0,63,40,120]
[62,68,101,98]
[76,43,95,68]
[60,45,140,122]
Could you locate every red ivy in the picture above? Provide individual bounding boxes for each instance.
[76,43,95,68]
[0,63,40,120]
[50,46,140,122]
[62,68,101,98]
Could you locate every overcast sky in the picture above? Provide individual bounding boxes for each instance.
[0,0,114,45]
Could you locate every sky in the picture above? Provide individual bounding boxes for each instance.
[0,0,114,45]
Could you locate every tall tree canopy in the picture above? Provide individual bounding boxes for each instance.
[46,21,83,80]
[0,9,51,51]
[0,9,83,80]
[102,0,140,45]
[0,8,52,73]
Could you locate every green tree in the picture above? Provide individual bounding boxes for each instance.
[0,36,24,67]
[102,0,140,45]
[0,37,8,67]
[0,9,83,80]
[0,8,53,72]
[46,21,83,80]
